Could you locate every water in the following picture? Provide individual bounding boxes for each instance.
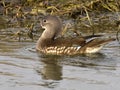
[0,12,120,90]
[0,34,120,90]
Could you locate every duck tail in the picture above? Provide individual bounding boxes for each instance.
[80,38,116,53]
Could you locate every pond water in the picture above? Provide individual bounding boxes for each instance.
[0,32,120,90]
[0,15,120,90]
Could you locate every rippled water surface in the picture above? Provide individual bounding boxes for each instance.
[0,13,120,90]
[0,34,120,90]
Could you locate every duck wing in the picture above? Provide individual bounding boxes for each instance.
[51,34,103,46]
[51,36,85,47]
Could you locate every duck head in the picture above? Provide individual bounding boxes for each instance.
[40,15,62,39]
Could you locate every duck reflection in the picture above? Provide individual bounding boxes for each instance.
[37,54,63,80]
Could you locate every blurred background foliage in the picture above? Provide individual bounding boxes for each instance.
[0,0,120,41]
[0,0,119,17]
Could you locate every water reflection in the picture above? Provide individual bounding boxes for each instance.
[37,54,63,80]
[36,51,117,81]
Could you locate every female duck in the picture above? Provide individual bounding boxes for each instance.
[36,15,115,55]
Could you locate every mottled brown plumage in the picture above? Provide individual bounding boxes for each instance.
[36,15,115,55]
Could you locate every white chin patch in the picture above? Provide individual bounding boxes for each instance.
[41,25,45,28]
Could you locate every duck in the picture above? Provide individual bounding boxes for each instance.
[36,15,115,55]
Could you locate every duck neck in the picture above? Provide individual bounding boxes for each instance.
[42,28,55,39]
[36,29,55,50]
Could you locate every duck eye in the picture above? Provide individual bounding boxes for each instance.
[43,19,46,22]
